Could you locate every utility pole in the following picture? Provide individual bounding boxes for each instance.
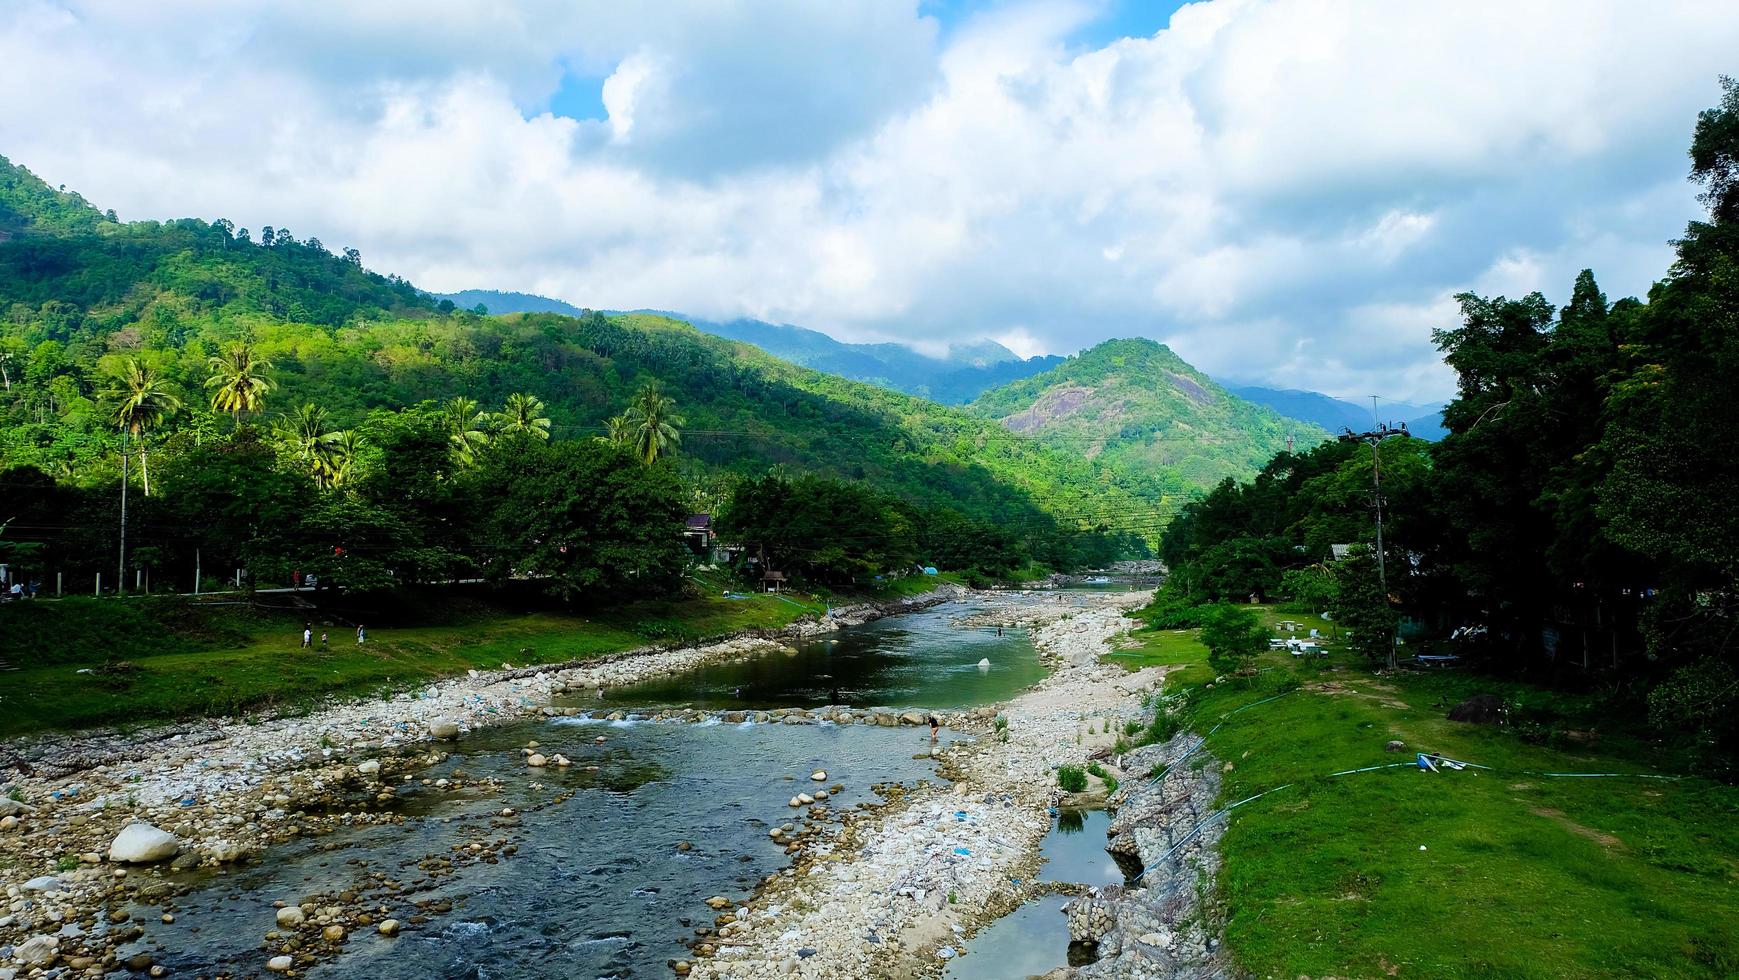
[118,436,129,595]
[1338,411,1411,670]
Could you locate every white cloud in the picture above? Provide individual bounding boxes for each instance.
[1,0,1735,401]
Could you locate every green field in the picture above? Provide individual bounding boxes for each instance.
[0,577,947,738]
[1107,606,1739,979]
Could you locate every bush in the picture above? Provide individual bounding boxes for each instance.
[1086,761,1119,795]
[1056,763,1088,793]
[1135,588,1207,629]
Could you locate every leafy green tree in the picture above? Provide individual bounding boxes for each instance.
[467,439,690,599]
[100,357,181,496]
[272,403,345,489]
[1199,603,1267,675]
[204,341,273,421]
[1330,546,1399,667]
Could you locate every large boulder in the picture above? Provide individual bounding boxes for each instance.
[109,822,181,864]
[1446,694,1505,724]
[429,719,461,740]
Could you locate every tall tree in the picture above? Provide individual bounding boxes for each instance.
[442,396,493,466]
[495,392,551,441]
[204,341,273,421]
[624,381,684,464]
[101,357,181,497]
[272,403,337,487]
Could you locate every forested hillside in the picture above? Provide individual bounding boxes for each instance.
[0,155,1159,597]
[969,338,1327,492]
[1150,79,1739,767]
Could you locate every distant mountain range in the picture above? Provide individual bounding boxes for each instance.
[438,288,1450,443]
[1227,386,1447,441]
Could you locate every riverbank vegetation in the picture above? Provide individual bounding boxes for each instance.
[0,576,939,737]
[1152,81,1739,773]
[1108,604,1739,978]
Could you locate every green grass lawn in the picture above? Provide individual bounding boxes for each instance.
[1107,605,1739,979]
[0,578,951,738]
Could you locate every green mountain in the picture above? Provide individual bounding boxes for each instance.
[0,154,1160,546]
[434,289,586,317]
[969,338,1329,492]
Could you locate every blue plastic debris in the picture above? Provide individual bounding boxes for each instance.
[953,847,971,856]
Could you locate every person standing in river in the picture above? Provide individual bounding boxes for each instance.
[928,715,940,741]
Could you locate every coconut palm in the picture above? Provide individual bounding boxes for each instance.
[324,429,363,489]
[604,412,633,447]
[495,392,551,440]
[272,403,345,489]
[624,381,683,464]
[443,396,494,465]
[204,341,273,420]
[101,358,182,496]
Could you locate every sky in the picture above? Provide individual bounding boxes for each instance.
[3,1,1737,402]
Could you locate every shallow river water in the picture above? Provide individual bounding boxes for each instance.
[132,719,959,978]
[598,598,1044,710]
[122,597,1098,978]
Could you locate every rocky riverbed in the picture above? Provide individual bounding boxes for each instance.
[1,586,1221,979]
[0,587,968,975]
[686,591,1166,980]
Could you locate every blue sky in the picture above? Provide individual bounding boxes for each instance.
[3,0,1736,401]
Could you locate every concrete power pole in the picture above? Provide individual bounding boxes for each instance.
[1338,410,1411,671]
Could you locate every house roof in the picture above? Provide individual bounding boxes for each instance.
[685,513,712,530]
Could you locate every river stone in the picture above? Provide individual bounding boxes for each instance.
[810,770,827,781]
[526,754,548,767]
[429,719,460,739]
[323,925,345,941]
[13,935,57,966]
[356,759,381,775]
[0,797,32,817]
[378,919,401,936]
[797,793,814,805]
[109,822,180,863]
[276,906,307,928]
[899,711,926,726]
[22,876,63,892]
[0,815,17,831]
[266,955,294,972]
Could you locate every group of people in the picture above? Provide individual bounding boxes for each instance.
[2,579,36,601]
[301,623,366,648]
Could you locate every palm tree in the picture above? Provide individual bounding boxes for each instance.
[272,403,344,488]
[324,429,363,489]
[102,358,182,496]
[443,396,494,465]
[624,381,683,464]
[604,412,633,447]
[495,392,551,440]
[205,341,273,420]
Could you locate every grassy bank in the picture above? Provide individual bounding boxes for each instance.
[0,576,952,738]
[1107,606,1739,978]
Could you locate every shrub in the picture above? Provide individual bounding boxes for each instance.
[1086,761,1119,795]
[1134,588,1207,629]
[1056,764,1088,793]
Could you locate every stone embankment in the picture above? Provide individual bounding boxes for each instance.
[688,590,1164,980]
[0,586,963,975]
[1058,735,1228,979]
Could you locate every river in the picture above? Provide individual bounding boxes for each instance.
[116,596,1093,978]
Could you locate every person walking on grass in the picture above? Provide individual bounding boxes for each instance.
[302,624,312,649]
[320,631,328,650]
[357,624,366,645]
